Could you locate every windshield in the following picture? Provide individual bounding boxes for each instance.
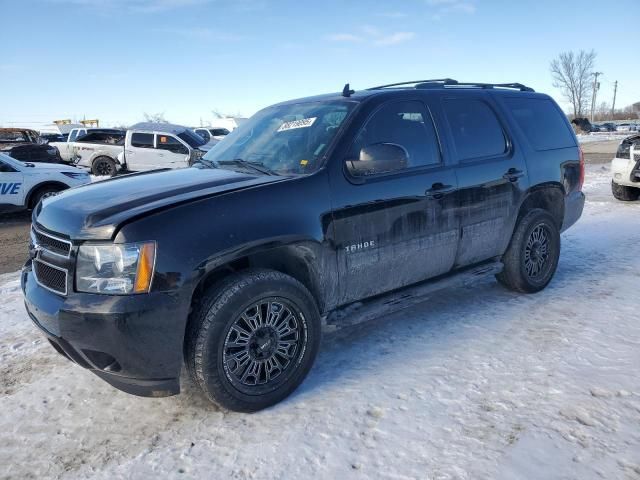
[202,100,356,175]
[0,130,36,143]
[178,129,207,148]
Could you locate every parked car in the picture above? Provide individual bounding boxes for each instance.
[0,152,90,214]
[617,123,632,132]
[599,122,617,132]
[69,129,126,175]
[49,127,96,162]
[194,127,230,145]
[22,79,585,412]
[611,134,640,201]
[112,123,210,176]
[0,128,64,164]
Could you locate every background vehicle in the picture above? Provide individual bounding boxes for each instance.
[0,128,64,164]
[40,133,67,143]
[49,127,96,162]
[71,129,126,176]
[115,123,209,175]
[0,152,90,213]
[22,79,584,412]
[611,134,640,201]
[194,127,230,146]
[600,122,617,132]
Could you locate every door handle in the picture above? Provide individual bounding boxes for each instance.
[503,168,524,182]
[425,182,455,199]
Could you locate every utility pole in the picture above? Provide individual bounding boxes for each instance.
[610,80,618,120]
[590,71,603,122]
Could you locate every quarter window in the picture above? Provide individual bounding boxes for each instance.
[350,100,441,171]
[443,99,507,161]
[505,98,575,151]
[131,133,154,149]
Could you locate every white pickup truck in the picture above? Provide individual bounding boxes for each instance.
[52,123,210,176]
[0,152,90,213]
[49,127,95,162]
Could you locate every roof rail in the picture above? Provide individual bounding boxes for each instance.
[367,79,458,90]
[367,79,534,92]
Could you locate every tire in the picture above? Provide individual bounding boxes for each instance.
[611,181,640,201]
[185,269,321,412]
[29,186,63,210]
[496,209,561,293]
[91,156,117,177]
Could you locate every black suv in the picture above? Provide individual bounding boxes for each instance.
[22,79,585,412]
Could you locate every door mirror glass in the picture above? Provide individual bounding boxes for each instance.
[347,143,408,176]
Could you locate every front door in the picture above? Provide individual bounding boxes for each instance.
[0,159,25,207]
[440,94,529,267]
[155,134,191,169]
[330,99,460,304]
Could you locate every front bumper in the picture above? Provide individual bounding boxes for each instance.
[21,262,188,397]
[611,157,640,187]
[561,190,585,233]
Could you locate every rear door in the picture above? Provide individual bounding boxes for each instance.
[0,158,25,207]
[440,93,529,267]
[330,98,460,304]
[125,132,157,171]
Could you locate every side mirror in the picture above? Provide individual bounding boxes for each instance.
[347,143,408,176]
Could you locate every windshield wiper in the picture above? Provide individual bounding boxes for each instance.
[218,159,277,176]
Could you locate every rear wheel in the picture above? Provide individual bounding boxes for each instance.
[92,157,117,177]
[496,209,561,293]
[185,270,321,412]
[611,181,640,201]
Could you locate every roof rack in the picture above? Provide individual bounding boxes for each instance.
[367,79,534,92]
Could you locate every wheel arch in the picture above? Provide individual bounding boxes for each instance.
[516,182,565,229]
[25,181,69,209]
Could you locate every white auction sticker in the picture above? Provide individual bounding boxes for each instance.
[277,117,317,132]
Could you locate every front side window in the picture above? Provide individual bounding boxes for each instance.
[157,135,188,154]
[212,128,230,136]
[348,100,441,174]
[203,100,356,175]
[443,99,507,161]
[131,133,154,149]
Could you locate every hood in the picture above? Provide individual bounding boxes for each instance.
[34,167,284,240]
[26,162,84,172]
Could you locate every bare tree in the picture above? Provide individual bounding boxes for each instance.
[143,112,169,123]
[550,50,596,118]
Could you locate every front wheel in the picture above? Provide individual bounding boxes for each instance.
[185,270,321,412]
[611,181,640,201]
[496,209,561,293]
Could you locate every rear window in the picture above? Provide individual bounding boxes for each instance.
[443,99,506,161]
[505,98,575,151]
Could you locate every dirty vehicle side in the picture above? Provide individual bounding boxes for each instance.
[0,128,64,164]
[22,80,585,412]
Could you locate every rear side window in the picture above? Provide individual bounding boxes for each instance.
[505,98,576,151]
[443,99,506,161]
[196,129,211,142]
[131,133,154,149]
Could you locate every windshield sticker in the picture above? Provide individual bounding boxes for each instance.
[277,117,317,132]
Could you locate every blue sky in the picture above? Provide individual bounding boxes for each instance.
[1,0,638,127]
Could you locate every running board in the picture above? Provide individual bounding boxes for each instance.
[325,259,503,329]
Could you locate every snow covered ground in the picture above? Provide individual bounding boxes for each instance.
[1,164,640,480]
[577,133,631,144]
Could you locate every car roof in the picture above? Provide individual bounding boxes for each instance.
[129,122,190,134]
[273,81,549,108]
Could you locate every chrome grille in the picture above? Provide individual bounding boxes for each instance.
[33,258,68,296]
[32,227,71,257]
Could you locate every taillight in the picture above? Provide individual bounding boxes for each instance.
[578,146,585,191]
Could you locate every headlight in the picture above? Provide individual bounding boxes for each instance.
[76,242,156,294]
